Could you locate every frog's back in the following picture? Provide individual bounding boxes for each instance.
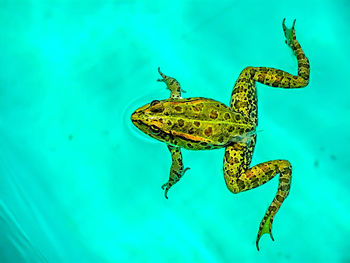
[161,97,254,150]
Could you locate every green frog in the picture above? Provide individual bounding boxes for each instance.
[131,19,309,250]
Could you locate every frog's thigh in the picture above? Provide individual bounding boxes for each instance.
[162,145,190,199]
[223,143,292,250]
[230,71,258,125]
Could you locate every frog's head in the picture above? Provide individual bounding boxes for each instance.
[131,68,182,142]
[131,99,169,142]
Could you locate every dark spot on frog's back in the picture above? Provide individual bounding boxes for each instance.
[224,112,231,120]
[204,126,213,136]
[188,127,195,134]
[192,103,203,112]
[178,119,185,127]
[175,106,182,112]
[194,121,200,127]
[210,110,218,119]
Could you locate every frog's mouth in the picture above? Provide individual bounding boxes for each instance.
[130,111,138,123]
[130,110,152,133]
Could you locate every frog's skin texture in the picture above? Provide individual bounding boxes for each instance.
[131,19,310,250]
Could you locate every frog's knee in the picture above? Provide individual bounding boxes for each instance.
[230,187,240,194]
[241,66,256,78]
[226,179,242,194]
[278,160,292,172]
[243,66,253,73]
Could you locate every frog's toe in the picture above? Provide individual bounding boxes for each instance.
[164,188,169,199]
[161,182,171,199]
[282,18,296,48]
[161,182,168,191]
[183,167,191,174]
[256,214,274,251]
[157,67,166,79]
[161,168,190,199]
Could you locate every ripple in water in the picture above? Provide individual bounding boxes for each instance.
[122,87,167,144]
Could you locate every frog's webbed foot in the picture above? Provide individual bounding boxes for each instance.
[157,67,185,99]
[256,212,274,251]
[282,18,296,49]
[161,167,190,199]
[161,145,190,199]
[254,161,292,251]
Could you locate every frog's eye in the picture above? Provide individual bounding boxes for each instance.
[150,125,160,135]
[150,100,164,113]
[150,100,160,107]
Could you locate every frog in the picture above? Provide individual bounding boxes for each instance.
[130,19,309,250]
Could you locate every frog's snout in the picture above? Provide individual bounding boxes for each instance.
[130,110,140,124]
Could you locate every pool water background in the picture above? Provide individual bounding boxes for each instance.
[0,1,349,262]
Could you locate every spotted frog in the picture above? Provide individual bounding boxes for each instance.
[131,19,309,250]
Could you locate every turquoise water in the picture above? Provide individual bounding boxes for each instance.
[1,1,349,262]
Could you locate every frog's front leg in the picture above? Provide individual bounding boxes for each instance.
[161,145,190,199]
[157,67,185,99]
[223,143,291,251]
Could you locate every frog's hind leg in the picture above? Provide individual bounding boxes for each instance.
[230,19,310,120]
[161,145,190,199]
[223,144,292,250]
